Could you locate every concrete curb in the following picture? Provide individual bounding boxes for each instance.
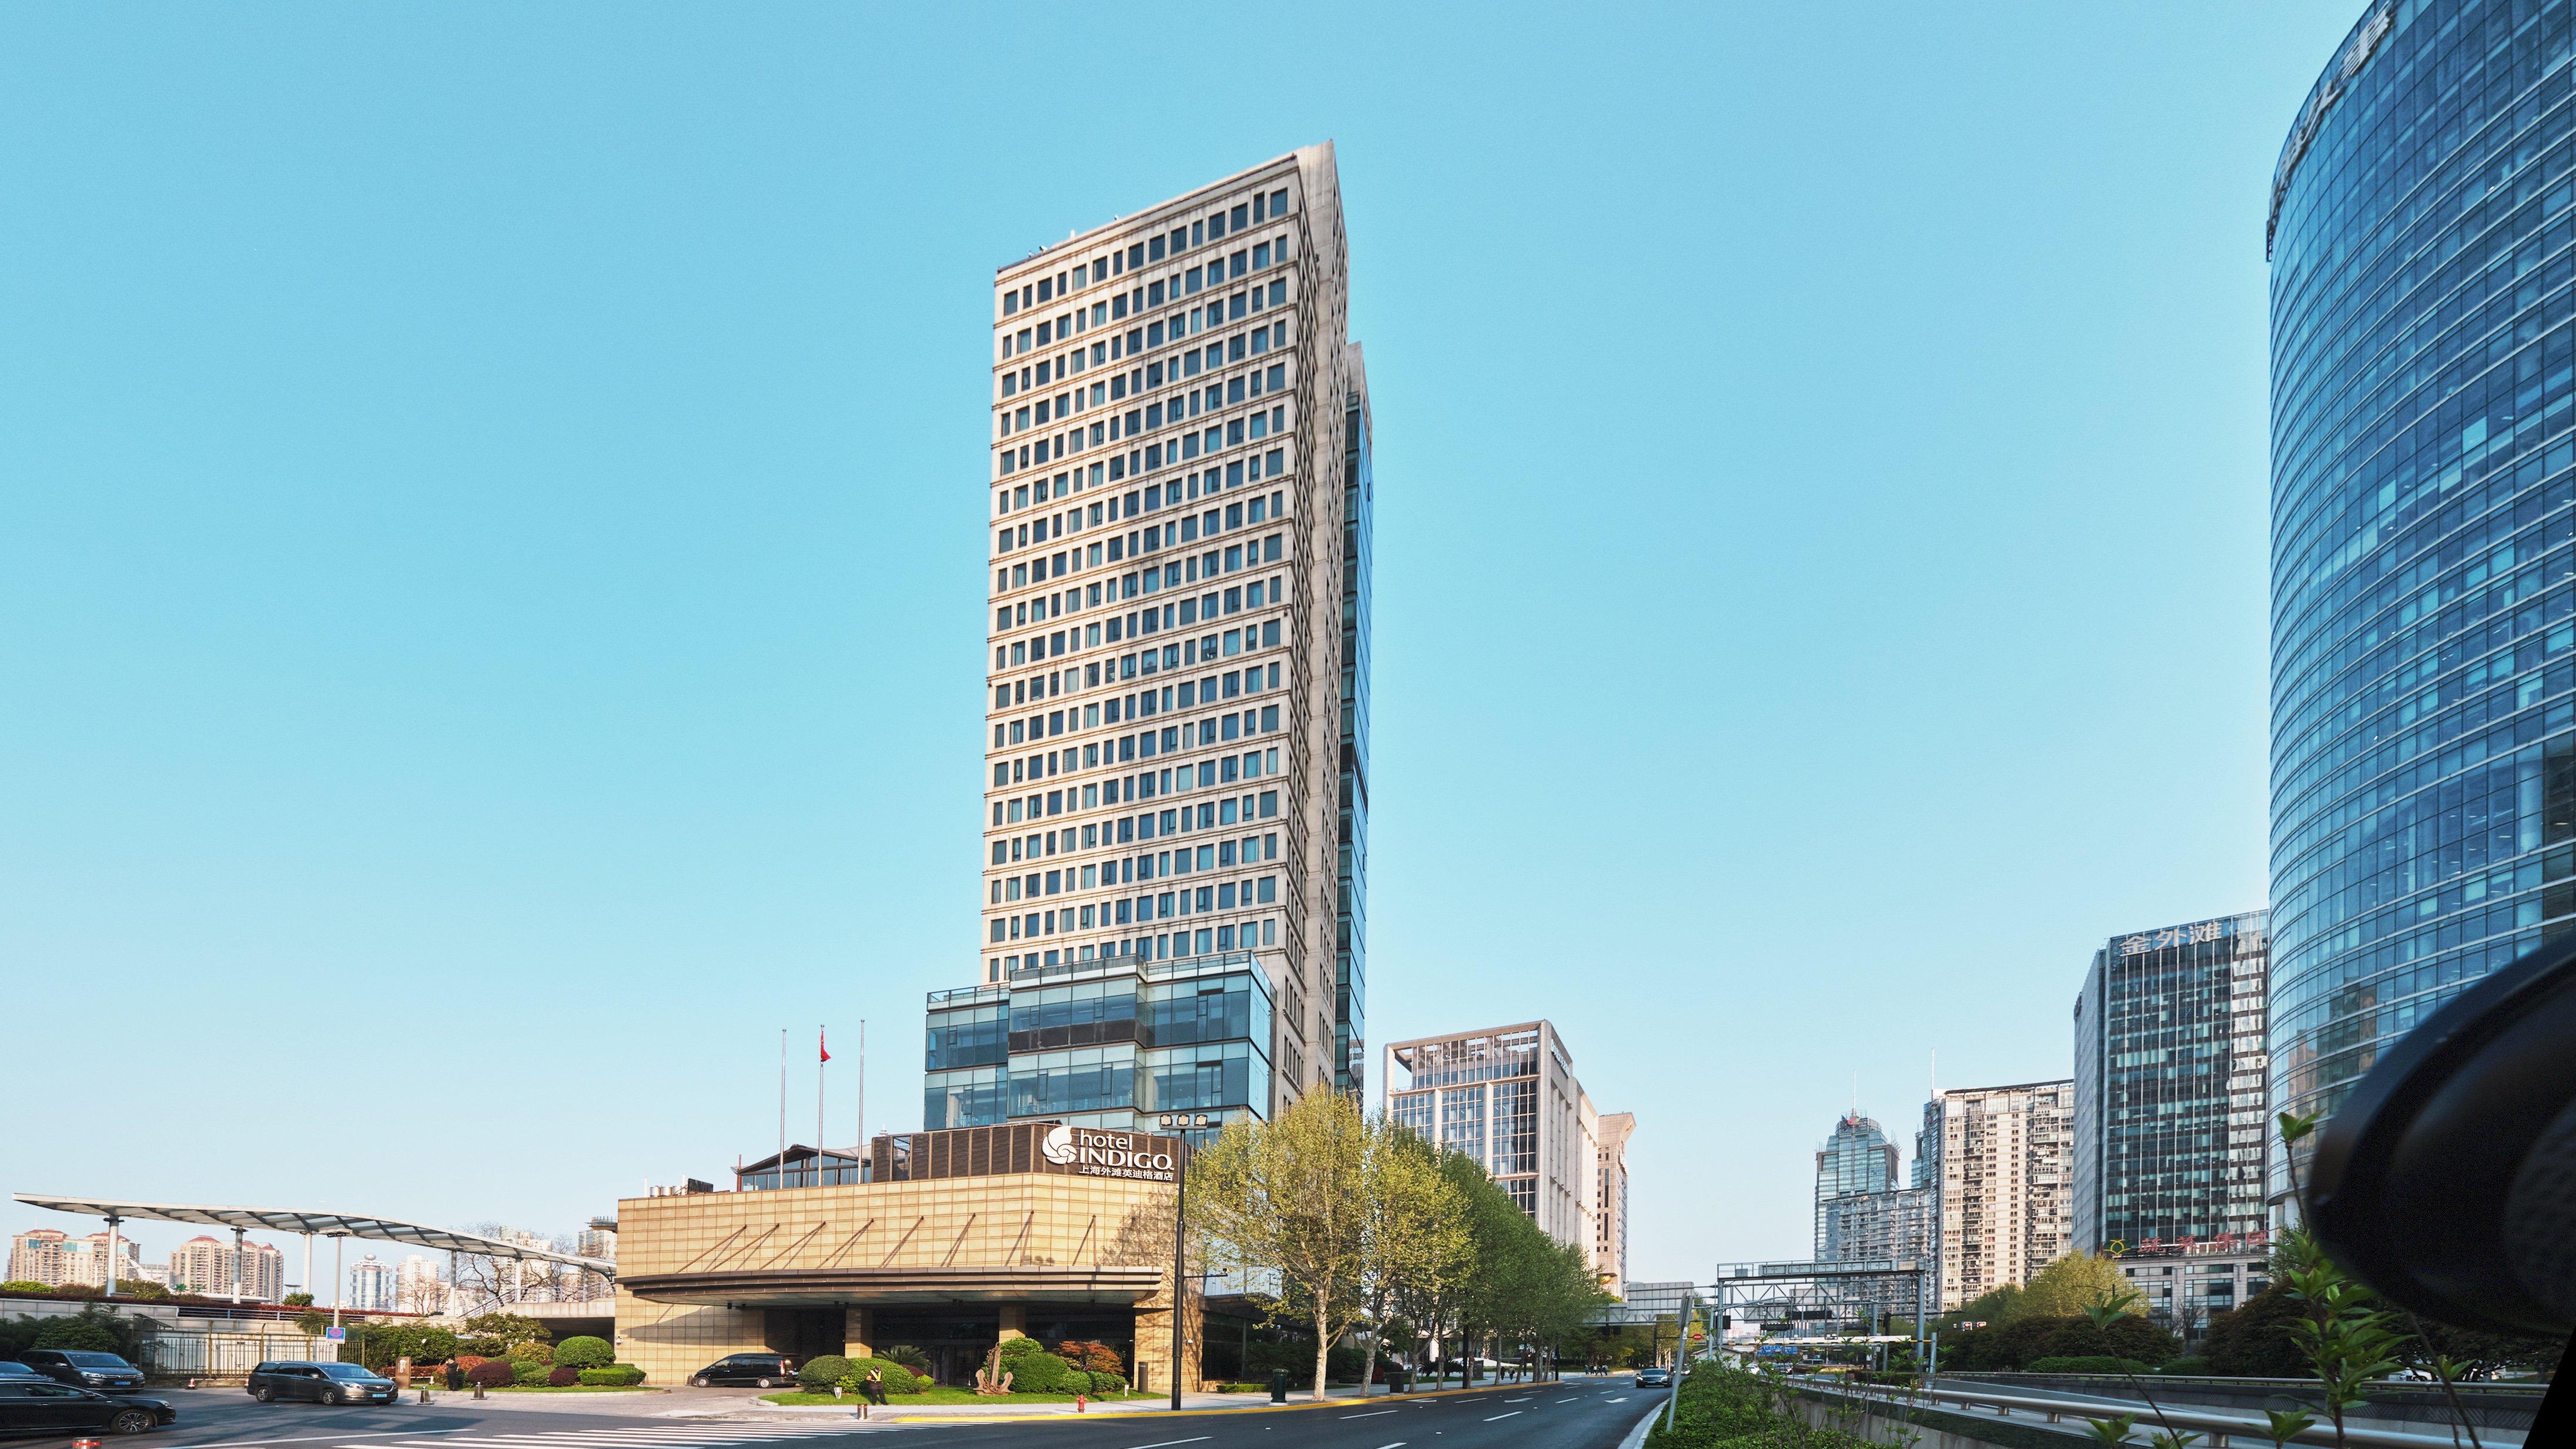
[1616,1398,1665,1449]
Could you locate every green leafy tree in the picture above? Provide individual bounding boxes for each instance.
[460,1311,551,1356]
[2022,1255,2141,1319]
[1188,1089,1371,1398]
[1357,1117,1468,1390]
[282,1292,315,1307]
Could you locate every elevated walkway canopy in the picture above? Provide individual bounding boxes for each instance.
[14,1194,613,1274]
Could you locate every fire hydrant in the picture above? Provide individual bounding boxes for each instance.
[1075,1392,1086,1413]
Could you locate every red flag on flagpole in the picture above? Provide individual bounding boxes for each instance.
[820,1029,831,1063]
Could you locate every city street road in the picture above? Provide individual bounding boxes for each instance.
[12,1380,1661,1449]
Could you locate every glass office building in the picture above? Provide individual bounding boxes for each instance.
[2072,912,2271,1253]
[1812,1111,1898,1257]
[2268,0,2576,1202]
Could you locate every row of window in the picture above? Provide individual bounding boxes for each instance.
[999,186,1292,318]
[996,829,1282,899]
[996,560,1283,657]
[999,745,1279,823]
[999,258,1290,369]
[999,359,1291,457]
[1000,649,1281,717]
[993,884,1281,942]
[1000,770,1281,836]
[997,493,1282,589]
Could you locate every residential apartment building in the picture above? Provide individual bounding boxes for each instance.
[349,1255,394,1311]
[2073,911,2271,1254]
[1918,1079,2075,1311]
[1595,1112,1637,1300]
[166,1235,283,1300]
[394,1254,447,1315]
[35,1232,142,1291]
[7,1230,69,1287]
[934,145,1372,1142]
[1386,1022,1625,1281]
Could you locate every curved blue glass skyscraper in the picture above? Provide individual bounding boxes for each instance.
[2270,0,2576,1199]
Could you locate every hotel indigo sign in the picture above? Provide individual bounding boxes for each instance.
[1041,1125,1179,1183]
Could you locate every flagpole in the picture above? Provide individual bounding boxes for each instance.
[818,1024,827,1169]
[857,1022,867,1147]
[778,1029,787,1186]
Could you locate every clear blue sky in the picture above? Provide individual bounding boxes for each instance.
[2,2,2356,1289]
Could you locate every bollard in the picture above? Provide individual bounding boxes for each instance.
[471,1383,484,1401]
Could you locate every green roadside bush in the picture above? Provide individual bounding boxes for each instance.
[554,1336,614,1371]
[578,1366,646,1386]
[1085,1370,1126,1394]
[506,1341,553,1366]
[512,1359,553,1387]
[844,1358,923,1394]
[795,1355,853,1391]
[2158,1356,2211,1376]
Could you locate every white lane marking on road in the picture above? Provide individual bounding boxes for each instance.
[1123,1439,1213,1449]
[1504,1397,1530,1402]
[170,1435,481,1449]
[1605,1395,1630,1403]
[1339,1410,1396,1419]
[1557,1396,1580,1402]
[1481,1411,1521,1421]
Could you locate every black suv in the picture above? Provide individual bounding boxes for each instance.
[685,1353,795,1388]
[0,1380,176,1437]
[246,1363,400,1405]
[16,1350,146,1393]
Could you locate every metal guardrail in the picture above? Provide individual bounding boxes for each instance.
[1788,1374,2527,1448]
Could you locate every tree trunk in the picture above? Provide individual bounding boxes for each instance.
[1312,1300,1331,1400]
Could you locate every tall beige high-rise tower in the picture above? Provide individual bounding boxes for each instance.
[1918,1079,2076,1311]
[946,145,1370,1136]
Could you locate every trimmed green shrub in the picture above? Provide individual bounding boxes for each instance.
[997,1337,1078,1393]
[467,1361,516,1388]
[2026,1355,2151,1374]
[555,1336,613,1371]
[2158,1356,2211,1376]
[506,1341,554,1366]
[795,1355,854,1391]
[512,1358,553,1386]
[1086,1370,1126,1394]
[546,1366,579,1387]
[578,1365,646,1387]
[841,1358,922,1394]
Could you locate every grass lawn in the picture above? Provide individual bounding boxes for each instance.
[759,1388,1157,1406]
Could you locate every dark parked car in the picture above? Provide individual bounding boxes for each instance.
[1634,1366,1672,1387]
[685,1353,795,1388]
[15,1350,145,1394]
[246,1363,399,1405]
[0,1368,41,1383]
[0,1381,175,1437]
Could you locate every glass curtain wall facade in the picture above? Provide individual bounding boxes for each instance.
[2071,912,2272,1253]
[1811,1112,1899,1257]
[2268,0,2576,1203]
[965,145,1367,1132]
[1335,362,1372,1096]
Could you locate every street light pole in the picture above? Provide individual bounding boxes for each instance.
[1168,1139,1189,1413]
